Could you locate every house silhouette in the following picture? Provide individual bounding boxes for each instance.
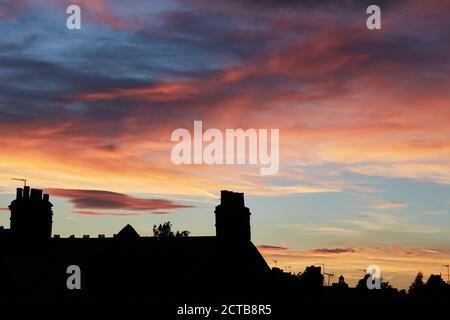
[0,188,270,301]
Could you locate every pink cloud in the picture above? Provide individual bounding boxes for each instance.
[45,188,194,213]
[69,210,140,217]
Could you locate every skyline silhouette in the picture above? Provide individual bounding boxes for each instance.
[0,186,448,305]
[1,0,449,295]
[0,183,449,291]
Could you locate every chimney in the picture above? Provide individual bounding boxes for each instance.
[23,186,30,199]
[43,194,50,202]
[236,192,244,207]
[220,190,245,207]
[215,190,251,243]
[220,190,230,205]
[9,186,54,240]
[30,188,43,200]
[16,188,23,200]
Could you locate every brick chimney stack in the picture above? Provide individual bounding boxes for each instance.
[215,190,251,243]
[9,187,53,240]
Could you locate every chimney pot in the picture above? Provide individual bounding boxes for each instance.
[16,188,23,200]
[23,186,30,199]
[30,188,43,200]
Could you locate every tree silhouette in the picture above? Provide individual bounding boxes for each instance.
[356,274,371,290]
[175,230,190,237]
[409,271,425,295]
[152,222,190,238]
[381,281,392,290]
[425,274,448,296]
[380,280,399,295]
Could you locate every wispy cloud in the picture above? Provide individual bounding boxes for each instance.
[343,214,443,234]
[421,249,440,254]
[258,245,289,252]
[69,211,141,217]
[372,200,408,209]
[308,247,356,254]
[0,0,449,197]
[427,210,448,216]
[46,188,194,215]
[282,224,363,237]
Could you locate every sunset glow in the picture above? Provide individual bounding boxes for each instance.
[0,0,449,289]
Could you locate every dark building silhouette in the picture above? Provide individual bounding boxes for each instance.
[8,186,53,240]
[0,188,269,301]
[299,265,324,289]
[332,275,349,289]
[114,223,140,240]
[2,186,448,311]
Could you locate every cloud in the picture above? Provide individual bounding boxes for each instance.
[427,210,448,216]
[343,213,443,234]
[284,224,363,237]
[372,200,408,209]
[309,247,356,254]
[69,211,140,217]
[0,1,26,21]
[0,0,449,197]
[421,249,439,254]
[258,245,289,251]
[45,188,194,214]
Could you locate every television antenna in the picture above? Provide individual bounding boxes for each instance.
[324,272,335,286]
[315,263,325,285]
[442,264,449,284]
[11,178,27,187]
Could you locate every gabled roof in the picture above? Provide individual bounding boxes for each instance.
[114,224,140,240]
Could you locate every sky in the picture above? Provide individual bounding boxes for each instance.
[0,0,449,289]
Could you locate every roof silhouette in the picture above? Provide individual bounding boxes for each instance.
[115,224,140,240]
[1,187,449,308]
[0,188,270,301]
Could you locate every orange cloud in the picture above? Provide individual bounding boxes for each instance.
[0,0,449,198]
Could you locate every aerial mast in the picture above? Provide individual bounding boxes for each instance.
[11,178,27,187]
[442,264,450,284]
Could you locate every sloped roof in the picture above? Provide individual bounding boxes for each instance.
[114,224,140,239]
[0,233,270,300]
